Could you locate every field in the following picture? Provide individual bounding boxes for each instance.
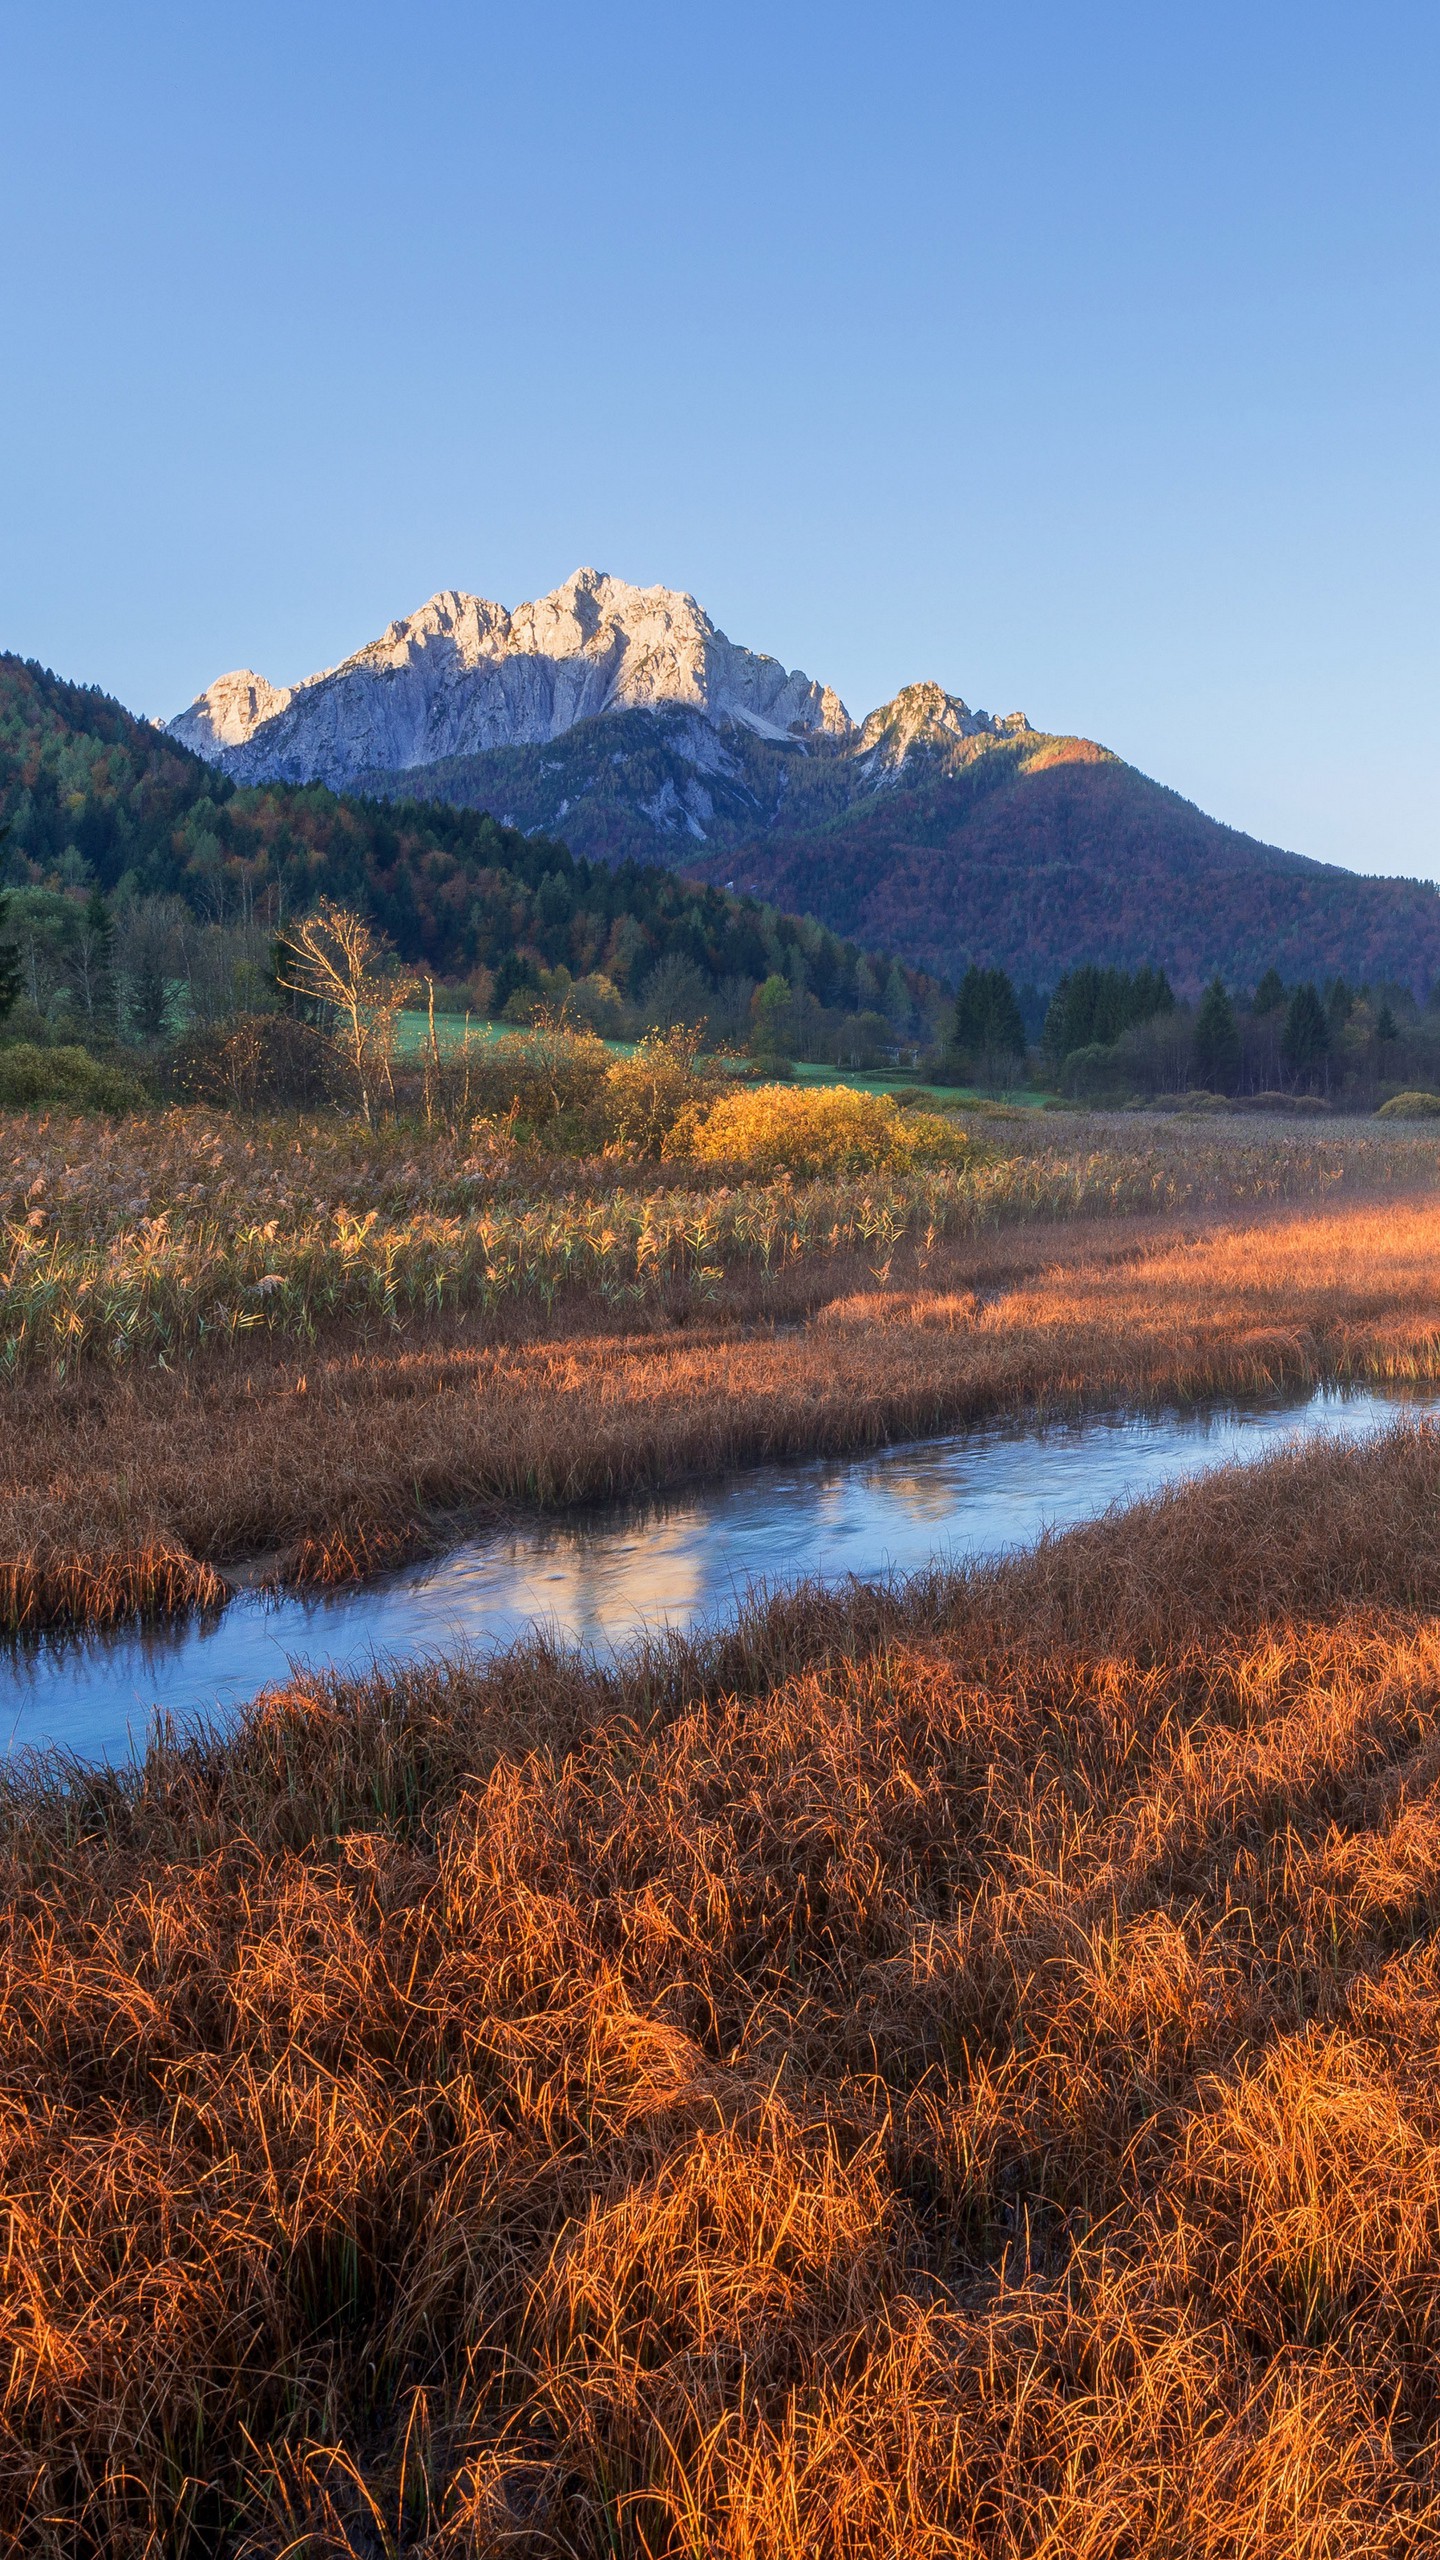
[10,1096,1440,2551]
[5,1107,1440,1628]
[787,1060,1049,1106]
[8,1421,1440,2551]
[392,1015,642,1061]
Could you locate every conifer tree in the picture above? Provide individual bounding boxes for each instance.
[951,966,1025,1064]
[0,894,19,1024]
[1193,978,1241,1093]
[1130,965,1176,1020]
[1282,982,1330,1088]
[1041,964,1175,1067]
[1251,968,1285,1017]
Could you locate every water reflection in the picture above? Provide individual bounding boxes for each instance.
[2,1387,1433,1765]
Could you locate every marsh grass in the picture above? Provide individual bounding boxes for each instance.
[8,1428,1440,2549]
[3,1107,1438,1373]
[9,1190,1440,1633]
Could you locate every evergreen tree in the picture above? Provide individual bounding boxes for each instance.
[951,966,1026,1064]
[1376,1002,1399,1045]
[489,951,541,1018]
[1130,965,1176,1021]
[1281,982,1330,1088]
[881,960,911,1032]
[128,950,171,1042]
[0,889,19,1023]
[1042,964,1175,1066]
[1192,977,1241,1093]
[1251,968,1285,1017]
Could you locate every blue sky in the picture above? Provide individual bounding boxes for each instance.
[1,1,1436,876]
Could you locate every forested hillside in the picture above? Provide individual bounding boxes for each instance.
[354,692,1440,1000]
[13,642,1436,1057]
[0,656,942,1051]
[689,746,1440,997]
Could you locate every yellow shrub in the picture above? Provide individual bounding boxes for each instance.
[464,1020,712,1153]
[600,1026,714,1152]
[1376,1090,1440,1119]
[675,1082,969,1177]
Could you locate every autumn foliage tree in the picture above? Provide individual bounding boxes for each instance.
[276,901,416,1122]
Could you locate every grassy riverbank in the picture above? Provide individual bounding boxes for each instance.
[8,1423,1440,2552]
[3,1108,1412,1373]
[5,1109,1440,1629]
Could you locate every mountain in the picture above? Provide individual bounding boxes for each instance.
[169,570,851,782]
[685,746,1440,998]
[170,572,1440,996]
[0,653,938,1035]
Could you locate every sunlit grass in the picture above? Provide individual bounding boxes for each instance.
[4,1106,1435,1373]
[7,1427,1440,2549]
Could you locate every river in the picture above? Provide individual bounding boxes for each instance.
[2,1385,1432,1764]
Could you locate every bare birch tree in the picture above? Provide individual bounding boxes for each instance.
[275,902,416,1123]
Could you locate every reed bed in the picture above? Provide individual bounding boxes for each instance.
[8,1192,1440,1633]
[6,1426,1440,2550]
[4,1108,1438,1372]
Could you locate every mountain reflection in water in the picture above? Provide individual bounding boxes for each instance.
[3,1387,1434,1765]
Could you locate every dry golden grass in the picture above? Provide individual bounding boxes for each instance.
[8,1426,1440,2549]
[8,1190,1440,1630]
[3,1105,1436,1374]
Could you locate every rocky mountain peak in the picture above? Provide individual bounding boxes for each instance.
[167,571,855,788]
[857,681,1030,771]
[168,668,294,759]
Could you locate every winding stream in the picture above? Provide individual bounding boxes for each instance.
[3,1386,1434,1765]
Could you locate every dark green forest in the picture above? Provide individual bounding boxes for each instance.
[0,656,944,1056]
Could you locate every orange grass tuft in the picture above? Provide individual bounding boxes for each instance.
[0,1540,227,1634]
[4,1429,1440,2546]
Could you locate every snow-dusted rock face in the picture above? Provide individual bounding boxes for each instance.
[168,569,854,787]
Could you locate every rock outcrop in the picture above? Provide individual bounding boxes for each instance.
[169,569,855,788]
[169,669,293,757]
[855,681,1031,775]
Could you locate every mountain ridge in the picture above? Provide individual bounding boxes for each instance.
[150,568,1440,997]
[169,570,855,780]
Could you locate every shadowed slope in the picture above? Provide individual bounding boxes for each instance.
[691,748,1440,992]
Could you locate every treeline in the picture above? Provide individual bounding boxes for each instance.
[1047,965,1430,1103]
[0,655,947,1059]
[937,954,1434,1104]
